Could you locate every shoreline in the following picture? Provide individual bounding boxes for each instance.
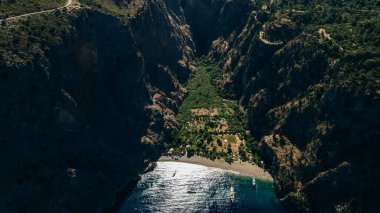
[159,156,273,180]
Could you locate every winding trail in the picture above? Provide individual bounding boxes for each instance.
[258,24,283,46]
[258,31,283,46]
[0,0,80,22]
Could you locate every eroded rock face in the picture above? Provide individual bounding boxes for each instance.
[0,2,194,212]
[209,4,380,213]
[175,0,252,55]
[1,0,379,212]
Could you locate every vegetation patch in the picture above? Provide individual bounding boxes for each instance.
[0,11,72,68]
[0,0,66,19]
[270,0,380,94]
[166,58,261,165]
[79,0,144,20]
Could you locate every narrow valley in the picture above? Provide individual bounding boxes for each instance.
[167,58,261,165]
[0,0,379,212]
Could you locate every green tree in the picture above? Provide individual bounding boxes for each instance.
[217,139,222,146]
[227,143,232,154]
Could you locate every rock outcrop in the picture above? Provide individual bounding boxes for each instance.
[1,0,379,212]
[0,1,194,211]
[208,2,380,213]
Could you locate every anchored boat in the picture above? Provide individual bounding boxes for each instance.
[229,186,235,203]
[252,177,256,188]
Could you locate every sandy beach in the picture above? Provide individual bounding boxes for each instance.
[159,156,273,180]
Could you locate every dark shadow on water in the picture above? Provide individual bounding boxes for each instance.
[103,179,139,213]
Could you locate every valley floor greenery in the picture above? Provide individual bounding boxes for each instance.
[166,58,261,165]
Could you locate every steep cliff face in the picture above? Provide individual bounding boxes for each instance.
[179,0,252,56]
[1,0,379,212]
[208,2,380,212]
[0,1,194,211]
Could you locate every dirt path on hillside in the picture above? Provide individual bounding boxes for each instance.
[0,0,79,22]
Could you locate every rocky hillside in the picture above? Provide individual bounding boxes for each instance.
[0,1,194,212]
[0,0,379,212]
[207,0,380,212]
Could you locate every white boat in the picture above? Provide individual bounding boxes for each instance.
[172,170,176,177]
[229,186,235,203]
[252,177,256,188]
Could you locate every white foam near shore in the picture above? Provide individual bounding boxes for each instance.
[159,156,273,180]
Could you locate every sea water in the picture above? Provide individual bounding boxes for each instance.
[119,162,286,213]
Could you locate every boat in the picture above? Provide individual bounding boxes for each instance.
[229,186,235,203]
[172,170,176,177]
[252,177,256,188]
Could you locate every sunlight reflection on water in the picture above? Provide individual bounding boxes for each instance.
[119,162,286,213]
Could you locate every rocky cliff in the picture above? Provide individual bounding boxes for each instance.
[0,1,194,211]
[1,0,379,212]
[207,1,380,212]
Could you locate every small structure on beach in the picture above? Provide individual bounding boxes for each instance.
[168,148,174,155]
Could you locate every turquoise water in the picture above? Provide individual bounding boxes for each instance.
[119,162,286,213]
